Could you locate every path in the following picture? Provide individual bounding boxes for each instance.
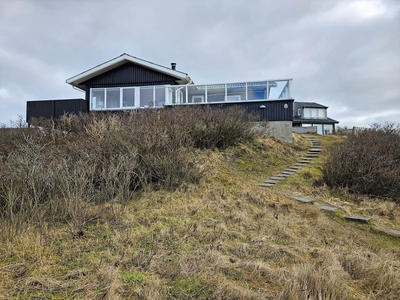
[259,135,399,237]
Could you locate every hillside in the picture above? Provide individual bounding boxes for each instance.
[0,133,399,299]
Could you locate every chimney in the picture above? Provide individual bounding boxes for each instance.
[171,62,176,70]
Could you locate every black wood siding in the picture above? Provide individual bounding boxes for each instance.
[166,100,294,122]
[82,63,179,101]
[27,99,88,123]
[27,98,292,124]
[239,100,294,121]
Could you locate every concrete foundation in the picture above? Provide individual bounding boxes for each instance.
[253,121,293,143]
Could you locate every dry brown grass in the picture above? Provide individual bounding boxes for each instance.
[0,133,399,299]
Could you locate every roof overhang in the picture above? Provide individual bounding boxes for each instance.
[66,53,192,91]
[296,102,328,109]
[293,117,339,124]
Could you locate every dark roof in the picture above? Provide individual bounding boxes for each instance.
[296,102,328,108]
[293,116,339,124]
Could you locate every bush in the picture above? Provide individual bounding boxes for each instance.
[0,106,256,238]
[323,123,400,202]
[163,105,256,149]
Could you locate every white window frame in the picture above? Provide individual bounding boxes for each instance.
[227,95,241,102]
[121,87,135,108]
[192,95,204,103]
[90,88,106,110]
[90,85,170,110]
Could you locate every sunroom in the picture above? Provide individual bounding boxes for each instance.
[89,79,292,110]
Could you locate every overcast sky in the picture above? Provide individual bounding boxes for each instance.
[0,0,399,127]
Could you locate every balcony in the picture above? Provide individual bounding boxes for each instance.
[90,79,292,111]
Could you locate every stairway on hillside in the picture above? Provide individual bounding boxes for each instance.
[259,135,321,188]
[258,135,399,237]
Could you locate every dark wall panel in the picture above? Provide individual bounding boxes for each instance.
[206,100,294,121]
[54,99,89,117]
[82,63,177,86]
[165,100,293,121]
[27,98,292,124]
[27,99,88,123]
[26,101,54,122]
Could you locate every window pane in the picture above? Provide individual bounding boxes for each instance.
[140,87,153,107]
[311,108,318,118]
[268,80,289,99]
[304,108,311,118]
[106,88,120,108]
[207,84,225,103]
[187,85,205,103]
[278,81,290,99]
[155,86,165,106]
[324,125,333,135]
[227,83,245,101]
[315,124,323,135]
[318,109,327,119]
[247,81,267,100]
[122,88,135,107]
[91,89,105,109]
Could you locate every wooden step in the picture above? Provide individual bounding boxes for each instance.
[344,216,371,223]
[259,183,275,187]
[318,205,339,212]
[269,176,286,181]
[385,228,400,236]
[290,196,315,203]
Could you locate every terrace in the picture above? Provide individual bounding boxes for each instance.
[89,79,292,110]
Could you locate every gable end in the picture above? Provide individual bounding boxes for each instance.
[81,62,178,88]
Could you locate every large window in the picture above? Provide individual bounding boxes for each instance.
[90,86,166,110]
[304,108,327,119]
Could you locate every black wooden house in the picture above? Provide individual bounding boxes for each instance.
[26,53,294,126]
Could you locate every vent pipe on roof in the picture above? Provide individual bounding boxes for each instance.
[171,62,176,70]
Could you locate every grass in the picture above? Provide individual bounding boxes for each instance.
[0,133,399,299]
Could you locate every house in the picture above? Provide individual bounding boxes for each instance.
[292,102,339,135]
[26,53,296,141]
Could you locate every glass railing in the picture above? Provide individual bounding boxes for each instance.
[90,79,292,110]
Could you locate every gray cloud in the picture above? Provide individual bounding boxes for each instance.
[1,0,399,127]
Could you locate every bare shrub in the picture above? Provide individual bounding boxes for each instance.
[53,156,100,233]
[0,127,41,161]
[125,109,200,190]
[163,105,256,150]
[1,106,255,238]
[323,122,400,202]
[0,134,56,238]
